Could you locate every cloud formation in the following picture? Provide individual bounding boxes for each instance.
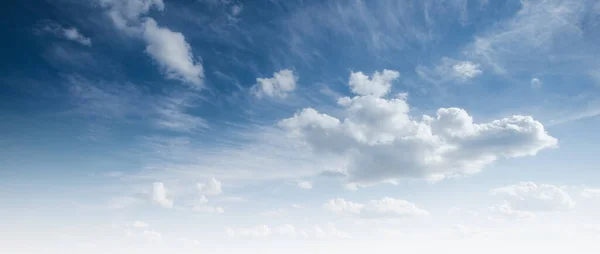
[151,182,173,208]
[297,181,312,190]
[490,182,575,211]
[252,69,297,98]
[197,178,223,196]
[416,57,482,84]
[279,70,558,185]
[323,198,428,218]
[142,19,204,88]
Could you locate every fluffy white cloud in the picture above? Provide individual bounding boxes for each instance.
[323,198,428,218]
[452,61,482,78]
[197,178,222,196]
[151,182,173,208]
[142,19,204,88]
[252,69,297,98]
[348,69,399,97]
[490,182,575,211]
[416,58,482,84]
[323,198,364,215]
[279,70,557,185]
[297,181,312,189]
[99,0,164,32]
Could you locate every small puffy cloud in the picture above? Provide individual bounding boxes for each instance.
[252,69,298,98]
[62,27,92,46]
[531,78,542,89]
[490,182,575,211]
[323,198,428,218]
[197,178,222,196]
[151,182,173,208]
[452,61,482,78]
[279,70,557,185]
[297,181,312,189]
[142,19,204,88]
[416,57,482,84]
[132,220,149,229]
[348,69,400,98]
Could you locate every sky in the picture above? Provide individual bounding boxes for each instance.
[1,0,600,253]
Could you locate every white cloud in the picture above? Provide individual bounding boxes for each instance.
[153,93,208,132]
[132,220,149,229]
[62,27,92,46]
[151,182,173,208]
[348,69,400,97]
[489,201,535,220]
[142,19,204,88]
[279,69,557,185]
[323,198,428,218]
[490,182,575,211]
[297,181,312,189]
[323,198,364,215]
[197,178,222,196]
[142,230,163,243]
[531,78,542,89]
[452,61,482,78]
[99,0,165,33]
[416,57,482,84]
[252,69,298,99]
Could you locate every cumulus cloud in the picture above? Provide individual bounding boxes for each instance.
[99,0,165,33]
[416,57,482,84]
[279,69,557,185]
[193,205,224,214]
[151,182,173,208]
[142,19,204,88]
[490,182,575,211]
[323,198,428,218]
[252,69,297,98]
[348,69,400,97]
[297,181,312,189]
[197,177,223,196]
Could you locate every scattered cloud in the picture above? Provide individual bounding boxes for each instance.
[142,19,204,88]
[193,205,224,214]
[151,182,173,208]
[348,69,400,97]
[531,78,543,89]
[62,27,92,46]
[416,57,482,84]
[323,197,428,218]
[252,69,298,99]
[279,70,557,185]
[580,187,600,198]
[490,182,575,211]
[197,178,223,196]
[36,22,92,46]
[297,181,312,190]
[99,0,165,33]
[489,201,535,220]
[226,223,349,239]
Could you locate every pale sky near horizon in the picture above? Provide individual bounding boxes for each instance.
[1,0,600,253]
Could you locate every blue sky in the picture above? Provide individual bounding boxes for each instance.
[2,0,600,253]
